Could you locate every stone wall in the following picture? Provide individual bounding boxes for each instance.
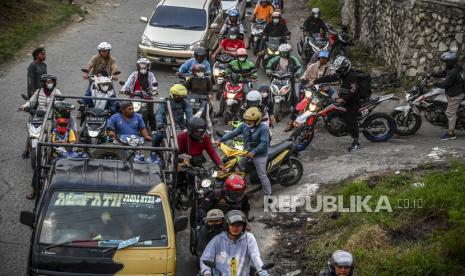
[342,0,465,77]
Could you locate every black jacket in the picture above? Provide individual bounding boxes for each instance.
[303,17,328,34]
[27,61,47,97]
[432,64,464,97]
[315,71,361,107]
[263,20,290,38]
[198,189,250,221]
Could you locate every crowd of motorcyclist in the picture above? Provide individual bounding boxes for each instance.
[19,0,464,274]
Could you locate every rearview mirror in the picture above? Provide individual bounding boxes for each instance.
[119,81,126,86]
[113,71,121,75]
[140,17,148,23]
[21,94,28,101]
[152,82,158,87]
[20,211,35,228]
[210,23,218,29]
[81,68,89,73]
[174,216,188,232]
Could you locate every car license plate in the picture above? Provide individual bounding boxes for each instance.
[159,57,176,64]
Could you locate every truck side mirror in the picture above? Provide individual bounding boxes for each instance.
[20,211,35,228]
[174,216,188,232]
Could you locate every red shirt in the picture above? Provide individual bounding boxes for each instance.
[177,131,222,166]
[134,77,142,91]
[221,39,245,52]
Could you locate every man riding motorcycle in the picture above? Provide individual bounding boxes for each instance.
[219,9,245,39]
[300,50,334,99]
[177,47,212,77]
[211,27,246,61]
[83,42,119,95]
[218,107,272,195]
[318,250,355,276]
[20,74,62,159]
[256,11,290,67]
[428,51,464,140]
[185,64,213,95]
[248,0,274,50]
[195,209,225,259]
[313,56,361,152]
[302,8,328,38]
[266,43,302,131]
[84,76,117,112]
[200,210,269,276]
[106,101,152,141]
[225,48,258,86]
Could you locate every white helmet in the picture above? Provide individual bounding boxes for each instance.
[137,58,151,69]
[246,90,262,107]
[278,43,292,53]
[312,8,321,18]
[98,42,112,51]
[95,76,112,92]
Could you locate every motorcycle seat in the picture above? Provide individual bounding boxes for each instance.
[267,140,294,161]
[361,96,379,106]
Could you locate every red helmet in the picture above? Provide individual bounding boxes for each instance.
[55,117,69,135]
[192,63,206,74]
[224,174,246,203]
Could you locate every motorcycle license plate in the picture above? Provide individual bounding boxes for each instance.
[254,36,259,42]
[31,139,38,148]
[274,96,282,102]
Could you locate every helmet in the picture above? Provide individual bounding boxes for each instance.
[440,51,458,68]
[225,210,247,232]
[192,64,206,74]
[187,117,207,141]
[194,47,207,62]
[331,56,352,75]
[169,84,188,98]
[318,50,330,59]
[272,11,281,18]
[97,42,112,51]
[40,74,57,89]
[228,27,239,37]
[278,43,292,57]
[258,83,270,98]
[228,9,240,18]
[95,76,113,92]
[243,107,262,124]
[246,90,262,108]
[137,57,151,70]
[224,174,246,203]
[311,7,321,18]
[328,250,355,276]
[237,48,247,57]
[55,117,69,135]
[259,0,269,4]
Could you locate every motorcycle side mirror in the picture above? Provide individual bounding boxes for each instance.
[81,68,89,73]
[203,260,216,269]
[210,23,219,29]
[119,81,126,86]
[20,211,35,228]
[113,71,121,75]
[21,94,28,101]
[140,16,148,23]
[174,216,188,232]
[262,263,275,270]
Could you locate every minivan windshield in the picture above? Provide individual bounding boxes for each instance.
[39,191,168,247]
[150,6,207,30]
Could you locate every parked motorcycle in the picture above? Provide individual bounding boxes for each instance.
[212,54,234,99]
[270,71,294,122]
[297,30,329,64]
[250,19,267,55]
[391,76,462,136]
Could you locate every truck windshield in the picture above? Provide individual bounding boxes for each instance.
[39,191,168,247]
[150,6,207,30]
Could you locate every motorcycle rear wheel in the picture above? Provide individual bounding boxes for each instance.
[279,157,303,186]
[391,110,422,136]
[362,112,397,142]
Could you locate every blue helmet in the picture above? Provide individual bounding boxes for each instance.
[228,9,240,17]
[319,50,330,59]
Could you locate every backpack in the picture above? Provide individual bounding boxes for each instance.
[352,69,372,100]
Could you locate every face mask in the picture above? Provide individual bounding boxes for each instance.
[273,19,280,24]
[314,14,319,18]
[174,97,183,103]
[238,57,246,62]
[139,69,147,74]
[46,83,54,90]
[196,72,205,78]
[208,224,223,233]
[230,35,237,40]
[101,84,110,92]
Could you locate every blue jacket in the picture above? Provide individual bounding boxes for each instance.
[155,98,193,129]
[178,58,211,75]
[221,123,269,157]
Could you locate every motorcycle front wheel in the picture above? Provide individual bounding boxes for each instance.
[30,146,37,170]
[362,113,397,142]
[391,110,422,136]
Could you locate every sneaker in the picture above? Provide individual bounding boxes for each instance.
[441,133,456,140]
[348,141,360,152]
[21,151,30,159]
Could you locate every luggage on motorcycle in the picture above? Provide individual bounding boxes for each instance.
[353,69,372,101]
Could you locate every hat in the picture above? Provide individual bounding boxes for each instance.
[204,209,224,221]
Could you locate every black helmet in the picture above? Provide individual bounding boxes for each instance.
[187,117,207,141]
[328,250,355,276]
[440,51,458,68]
[331,56,352,76]
[40,74,57,89]
[228,27,239,37]
[225,210,247,235]
[194,47,206,62]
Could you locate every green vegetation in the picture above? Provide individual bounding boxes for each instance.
[348,41,382,67]
[304,163,465,275]
[0,0,83,62]
[308,0,341,26]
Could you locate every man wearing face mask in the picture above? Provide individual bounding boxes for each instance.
[219,9,245,39]
[302,8,328,37]
[177,47,211,77]
[120,58,158,131]
[224,48,257,87]
[19,74,62,159]
[185,64,213,95]
[194,209,225,259]
[256,11,290,67]
[211,27,246,61]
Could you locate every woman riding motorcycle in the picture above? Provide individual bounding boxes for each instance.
[84,76,117,112]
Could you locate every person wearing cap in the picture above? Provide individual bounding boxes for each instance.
[106,101,152,141]
[194,209,224,258]
[177,47,212,77]
[300,50,335,99]
[318,250,355,276]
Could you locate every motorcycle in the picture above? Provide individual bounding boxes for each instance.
[23,108,46,170]
[297,30,330,64]
[220,73,253,125]
[79,105,110,145]
[212,54,234,99]
[263,36,285,69]
[391,76,463,136]
[120,81,158,133]
[91,134,156,162]
[189,93,215,138]
[202,259,274,276]
[81,68,121,90]
[326,23,352,61]
[270,71,294,122]
[219,140,303,192]
[250,19,267,55]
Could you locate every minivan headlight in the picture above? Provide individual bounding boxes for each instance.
[140,35,152,47]
[187,41,202,51]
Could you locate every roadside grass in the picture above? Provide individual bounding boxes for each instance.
[303,162,465,275]
[308,0,341,26]
[348,41,383,68]
[0,0,83,62]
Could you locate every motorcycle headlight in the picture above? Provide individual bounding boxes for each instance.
[187,41,202,51]
[140,35,152,47]
[201,179,212,188]
[227,93,235,99]
[271,84,280,95]
[305,89,313,98]
[267,48,274,55]
[280,85,290,95]
[88,130,100,138]
[309,102,318,112]
[213,68,220,77]
[405,93,411,102]
[275,51,280,55]
[28,124,41,138]
[132,102,142,112]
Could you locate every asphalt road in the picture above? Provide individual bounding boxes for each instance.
[2,0,465,275]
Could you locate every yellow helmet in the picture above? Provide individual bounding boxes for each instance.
[243,107,262,123]
[169,84,187,98]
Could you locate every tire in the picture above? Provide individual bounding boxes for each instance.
[290,126,314,152]
[279,157,304,186]
[274,102,281,122]
[30,147,37,170]
[362,112,397,142]
[391,110,422,136]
